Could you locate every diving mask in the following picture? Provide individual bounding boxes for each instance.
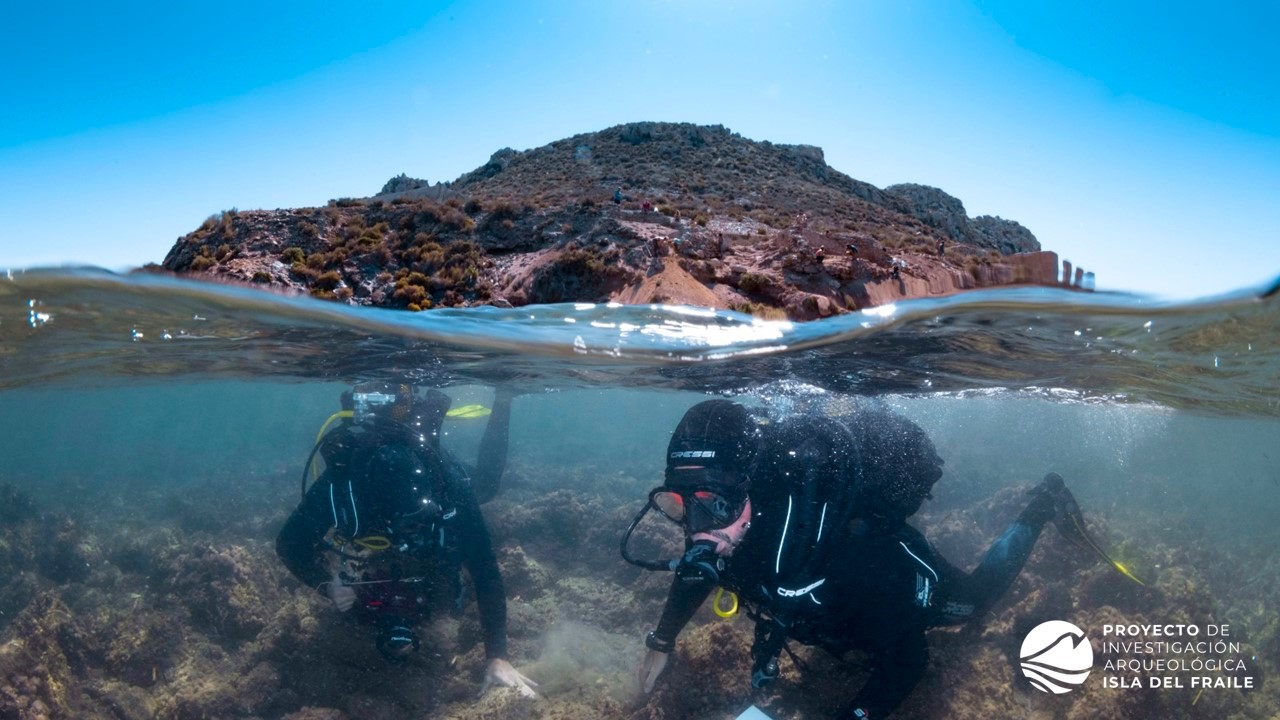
[650,487,748,535]
[620,488,752,577]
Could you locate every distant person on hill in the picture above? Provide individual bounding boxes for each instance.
[624,399,1093,719]
[891,264,901,281]
[845,243,858,256]
[276,383,536,698]
[814,247,826,265]
[937,239,946,256]
[614,188,625,204]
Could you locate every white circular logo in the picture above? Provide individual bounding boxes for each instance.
[1020,620,1093,693]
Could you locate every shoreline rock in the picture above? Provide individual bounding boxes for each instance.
[154,122,1092,320]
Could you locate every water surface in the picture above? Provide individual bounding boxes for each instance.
[1,268,1277,720]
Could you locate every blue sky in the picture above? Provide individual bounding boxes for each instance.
[1,0,1276,299]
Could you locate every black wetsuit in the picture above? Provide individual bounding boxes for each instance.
[276,403,512,660]
[652,519,1050,717]
[647,410,1054,718]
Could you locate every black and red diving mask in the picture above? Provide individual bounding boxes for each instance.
[650,482,748,534]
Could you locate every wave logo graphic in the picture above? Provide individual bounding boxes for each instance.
[1019,620,1093,693]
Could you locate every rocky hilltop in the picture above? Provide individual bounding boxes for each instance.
[158,122,1087,320]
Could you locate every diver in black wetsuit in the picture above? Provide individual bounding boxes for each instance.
[622,399,1081,719]
[276,382,535,697]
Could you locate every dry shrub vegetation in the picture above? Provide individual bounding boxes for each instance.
[164,122,1039,313]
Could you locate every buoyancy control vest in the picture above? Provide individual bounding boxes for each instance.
[739,414,862,617]
[733,404,943,687]
[313,416,465,615]
[731,414,863,686]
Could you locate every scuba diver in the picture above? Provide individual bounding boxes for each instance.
[275,382,536,697]
[622,399,1105,719]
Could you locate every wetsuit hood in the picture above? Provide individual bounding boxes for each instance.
[665,399,759,492]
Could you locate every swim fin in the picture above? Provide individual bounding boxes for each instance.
[445,404,491,419]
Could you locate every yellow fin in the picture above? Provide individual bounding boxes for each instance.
[446,404,491,419]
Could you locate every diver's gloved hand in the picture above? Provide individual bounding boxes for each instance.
[636,648,669,694]
[1019,472,1078,528]
[479,658,538,698]
[327,576,356,612]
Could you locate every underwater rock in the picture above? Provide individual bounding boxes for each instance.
[83,680,157,720]
[106,525,180,577]
[0,572,40,637]
[160,542,286,642]
[162,674,243,720]
[283,708,350,720]
[448,685,537,720]
[100,608,183,687]
[35,516,95,585]
[497,545,553,601]
[502,598,557,660]
[553,575,646,633]
[0,484,37,525]
[633,621,755,719]
[1079,563,1166,613]
[233,661,288,716]
[490,490,601,554]
[521,621,634,698]
[0,520,42,634]
[243,593,323,663]
[0,593,82,719]
[0,464,1274,719]
[484,548,560,659]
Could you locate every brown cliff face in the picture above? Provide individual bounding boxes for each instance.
[883,184,1040,255]
[157,122,1087,320]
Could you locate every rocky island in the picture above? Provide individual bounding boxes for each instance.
[158,122,1088,320]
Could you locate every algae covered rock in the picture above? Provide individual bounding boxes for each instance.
[283,708,350,720]
[101,608,183,687]
[0,483,37,525]
[633,621,756,719]
[497,545,553,601]
[491,490,599,552]
[160,542,285,641]
[0,593,82,719]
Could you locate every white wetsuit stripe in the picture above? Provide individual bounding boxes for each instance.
[776,494,794,575]
[348,481,359,537]
[899,541,939,582]
[329,483,338,527]
[816,502,828,542]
